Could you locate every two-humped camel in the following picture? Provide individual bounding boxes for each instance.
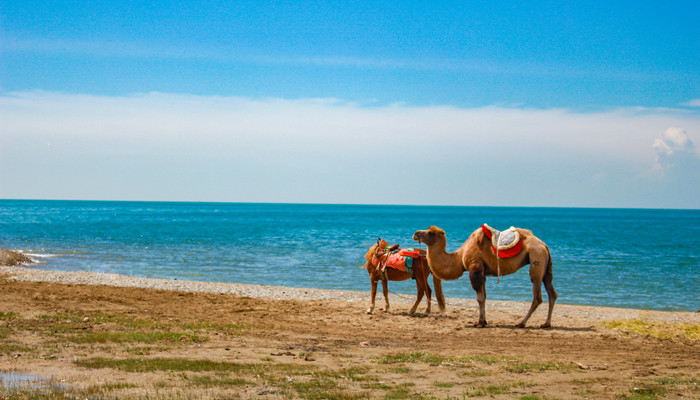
[413,226,556,328]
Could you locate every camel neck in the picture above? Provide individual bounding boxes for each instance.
[425,241,464,281]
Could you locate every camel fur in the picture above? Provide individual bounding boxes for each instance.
[413,226,556,328]
[362,238,445,315]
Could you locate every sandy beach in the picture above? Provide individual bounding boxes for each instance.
[1,265,698,399]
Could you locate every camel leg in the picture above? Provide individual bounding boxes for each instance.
[367,279,378,314]
[423,279,432,315]
[541,255,557,328]
[409,284,423,315]
[470,269,487,327]
[518,275,543,328]
[417,261,431,314]
[433,276,446,314]
[381,279,390,312]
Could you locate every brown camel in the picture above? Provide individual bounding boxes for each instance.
[413,226,556,328]
[362,238,445,315]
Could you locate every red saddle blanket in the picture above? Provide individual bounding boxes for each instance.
[481,224,523,258]
[383,248,426,273]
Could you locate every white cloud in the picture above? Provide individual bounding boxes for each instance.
[683,99,700,107]
[1,91,699,207]
[653,127,698,172]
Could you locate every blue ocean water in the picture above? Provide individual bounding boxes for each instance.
[0,200,698,312]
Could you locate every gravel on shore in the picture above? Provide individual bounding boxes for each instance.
[2,265,697,325]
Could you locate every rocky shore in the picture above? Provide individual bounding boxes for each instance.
[0,248,32,266]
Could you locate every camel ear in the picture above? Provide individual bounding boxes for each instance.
[476,230,484,246]
[377,238,381,245]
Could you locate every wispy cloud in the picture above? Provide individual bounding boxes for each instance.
[1,91,699,207]
[1,37,640,79]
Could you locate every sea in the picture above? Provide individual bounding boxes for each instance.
[1,200,698,312]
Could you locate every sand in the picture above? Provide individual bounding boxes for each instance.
[1,265,698,399]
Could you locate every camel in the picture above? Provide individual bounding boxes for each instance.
[413,226,556,328]
[362,238,445,315]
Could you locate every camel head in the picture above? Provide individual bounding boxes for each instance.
[412,226,446,246]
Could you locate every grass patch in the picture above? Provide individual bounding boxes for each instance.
[603,319,700,341]
[503,360,576,373]
[384,387,410,399]
[461,354,500,365]
[289,377,338,399]
[656,376,698,389]
[77,357,250,373]
[0,311,19,320]
[0,388,68,400]
[0,326,10,340]
[464,383,511,397]
[0,343,32,354]
[188,374,249,387]
[75,356,316,376]
[182,321,250,334]
[68,331,204,344]
[619,386,664,399]
[463,381,534,398]
[375,352,448,365]
[319,366,371,382]
[618,375,699,399]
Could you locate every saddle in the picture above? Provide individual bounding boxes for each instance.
[379,247,426,276]
[481,224,523,258]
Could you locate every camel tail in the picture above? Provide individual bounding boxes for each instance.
[543,246,554,282]
[433,275,446,313]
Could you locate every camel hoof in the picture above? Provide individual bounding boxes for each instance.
[540,323,551,329]
[474,321,487,328]
[516,323,526,329]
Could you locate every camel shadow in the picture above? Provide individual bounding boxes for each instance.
[488,324,596,332]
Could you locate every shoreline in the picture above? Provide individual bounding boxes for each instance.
[2,265,697,325]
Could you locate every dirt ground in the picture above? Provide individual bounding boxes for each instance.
[0,278,698,399]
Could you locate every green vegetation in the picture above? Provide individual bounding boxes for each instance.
[375,352,449,365]
[0,311,19,320]
[68,331,204,344]
[76,356,309,373]
[603,319,700,341]
[503,360,576,373]
[616,375,699,400]
[464,381,534,398]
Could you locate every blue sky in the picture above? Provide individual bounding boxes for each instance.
[1,1,699,208]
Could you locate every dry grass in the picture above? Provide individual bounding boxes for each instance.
[602,319,700,341]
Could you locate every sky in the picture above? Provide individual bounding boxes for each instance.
[1,1,699,208]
